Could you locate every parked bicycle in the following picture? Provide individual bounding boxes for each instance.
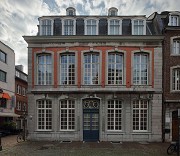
[16,131,27,143]
[167,141,179,155]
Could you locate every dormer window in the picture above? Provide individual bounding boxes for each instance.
[66,7,76,16]
[85,18,99,35]
[169,15,179,26]
[40,19,53,35]
[108,7,118,16]
[108,19,122,35]
[132,19,146,35]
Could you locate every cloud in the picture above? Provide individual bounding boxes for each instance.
[0,0,180,74]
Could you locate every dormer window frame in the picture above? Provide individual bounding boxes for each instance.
[131,18,146,35]
[40,18,54,36]
[108,18,122,35]
[84,18,99,35]
[66,7,76,16]
[108,7,118,16]
[62,17,76,35]
[169,13,179,26]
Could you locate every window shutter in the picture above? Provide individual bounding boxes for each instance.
[99,18,107,35]
[76,18,84,35]
[122,19,131,35]
[54,18,62,36]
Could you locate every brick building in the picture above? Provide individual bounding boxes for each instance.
[24,7,163,142]
[15,65,28,130]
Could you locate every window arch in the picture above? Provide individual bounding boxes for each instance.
[59,52,75,85]
[107,52,124,85]
[37,54,52,85]
[133,52,149,85]
[83,52,99,85]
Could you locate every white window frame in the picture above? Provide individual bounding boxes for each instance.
[59,99,75,131]
[59,53,76,85]
[16,101,21,111]
[169,15,179,26]
[172,68,180,91]
[107,52,124,85]
[133,53,149,85]
[172,39,180,55]
[62,18,76,35]
[108,18,122,35]
[132,100,149,132]
[37,100,52,131]
[83,52,100,85]
[132,18,146,35]
[107,99,122,131]
[84,18,99,35]
[40,18,54,35]
[17,85,21,95]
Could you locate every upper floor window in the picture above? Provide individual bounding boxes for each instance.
[16,71,20,77]
[37,54,52,85]
[85,19,98,35]
[37,100,52,131]
[16,101,21,111]
[83,53,99,85]
[41,19,53,35]
[173,39,180,54]
[63,19,75,35]
[60,53,75,85]
[17,85,21,95]
[132,19,146,35]
[133,100,149,131]
[0,70,6,82]
[169,15,179,26]
[172,68,180,91]
[108,52,124,85]
[108,7,118,16]
[0,50,6,63]
[66,7,76,16]
[133,53,149,85]
[108,19,122,35]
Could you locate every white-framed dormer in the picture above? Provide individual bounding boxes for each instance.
[62,17,76,35]
[39,17,54,36]
[168,12,180,26]
[108,17,122,35]
[84,17,99,35]
[108,7,118,16]
[66,7,76,16]
[131,17,146,35]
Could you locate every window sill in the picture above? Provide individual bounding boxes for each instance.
[170,54,180,56]
[131,132,151,135]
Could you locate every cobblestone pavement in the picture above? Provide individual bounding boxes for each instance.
[0,136,171,156]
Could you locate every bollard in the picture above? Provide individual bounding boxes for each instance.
[0,133,2,151]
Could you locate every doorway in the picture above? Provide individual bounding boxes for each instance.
[172,111,178,141]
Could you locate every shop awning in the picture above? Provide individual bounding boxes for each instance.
[0,113,20,117]
[1,93,11,100]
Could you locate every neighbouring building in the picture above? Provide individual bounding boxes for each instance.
[0,41,17,129]
[23,7,164,142]
[154,11,180,142]
[15,65,28,130]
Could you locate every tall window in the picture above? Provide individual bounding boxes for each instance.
[170,15,179,26]
[108,53,123,85]
[0,70,6,82]
[133,20,145,35]
[107,100,122,131]
[41,19,52,35]
[173,39,180,54]
[86,19,97,35]
[172,68,180,91]
[109,19,121,35]
[0,50,6,63]
[133,53,149,85]
[60,53,75,85]
[133,100,148,131]
[83,53,99,85]
[16,101,21,111]
[64,19,74,35]
[37,100,52,131]
[37,54,52,85]
[60,100,75,131]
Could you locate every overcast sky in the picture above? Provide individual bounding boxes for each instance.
[0,0,180,74]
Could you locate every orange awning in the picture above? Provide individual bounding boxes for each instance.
[2,93,11,100]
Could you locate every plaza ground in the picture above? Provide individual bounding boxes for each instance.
[0,135,172,156]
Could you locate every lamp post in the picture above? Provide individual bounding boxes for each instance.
[178,109,180,156]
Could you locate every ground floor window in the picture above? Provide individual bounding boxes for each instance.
[37,100,52,130]
[132,100,148,131]
[60,99,75,131]
[107,99,122,131]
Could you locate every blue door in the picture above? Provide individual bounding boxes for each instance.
[83,112,99,141]
[83,99,99,142]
